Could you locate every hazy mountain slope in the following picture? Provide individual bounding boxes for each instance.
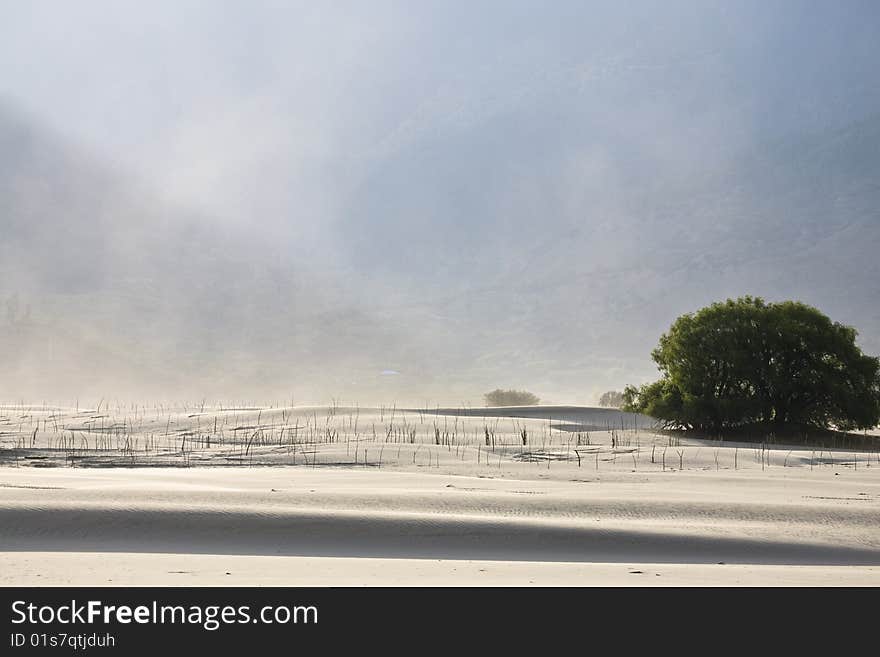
[2,104,878,404]
[332,110,880,397]
[1,2,878,404]
[0,106,414,401]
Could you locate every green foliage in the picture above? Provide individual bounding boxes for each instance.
[484,389,540,407]
[623,297,880,431]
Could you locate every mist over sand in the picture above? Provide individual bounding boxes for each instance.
[1,1,879,402]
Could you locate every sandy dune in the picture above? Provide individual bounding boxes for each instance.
[1,464,878,585]
[1,405,878,585]
[7,553,879,587]
[410,405,658,430]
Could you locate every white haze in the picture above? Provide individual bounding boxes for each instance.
[0,0,878,404]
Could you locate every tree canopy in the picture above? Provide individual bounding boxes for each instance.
[622,297,880,432]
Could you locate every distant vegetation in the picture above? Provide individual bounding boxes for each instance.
[598,390,624,408]
[623,297,880,433]
[484,389,540,407]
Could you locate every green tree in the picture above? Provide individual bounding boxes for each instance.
[623,297,880,432]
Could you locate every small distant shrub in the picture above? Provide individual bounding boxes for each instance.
[598,390,624,408]
[484,389,540,407]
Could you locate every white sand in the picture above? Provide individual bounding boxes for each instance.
[1,405,878,585]
[1,464,878,586]
[7,553,879,587]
